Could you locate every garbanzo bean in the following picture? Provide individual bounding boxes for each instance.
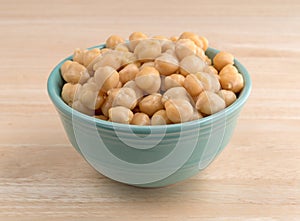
[108,106,134,124]
[140,62,155,69]
[94,115,108,121]
[61,60,90,84]
[139,93,164,116]
[165,99,193,123]
[183,74,204,97]
[175,39,197,60]
[217,89,237,107]
[112,87,137,110]
[72,100,94,116]
[123,80,144,100]
[179,54,207,76]
[219,64,244,93]
[164,74,185,90]
[61,83,81,106]
[134,39,161,62]
[213,51,234,71]
[135,66,161,94]
[94,66,119,92]
[191,108,203,121]
[195,91,226,115]
[162,87,192,104]
[101,88,120,117]
[119,63,139,84]
[199,36,209,51]
[131,113,151,125]
[151,110,171,125]
[179,32,203,49]
[204,65,218,75]
[79,83,105,110]
[106,35,124,49]
[195,72,221,92]
[83,48,101,67]
[128,32,148,51]
[154,52,179,76]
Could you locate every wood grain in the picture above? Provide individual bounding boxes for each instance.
[0,0,299,220]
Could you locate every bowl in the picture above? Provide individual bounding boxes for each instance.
[47,44,251,188]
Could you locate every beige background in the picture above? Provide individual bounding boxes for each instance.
[0,0,299,220]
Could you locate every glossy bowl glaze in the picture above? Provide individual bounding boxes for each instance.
[47,45,251,188]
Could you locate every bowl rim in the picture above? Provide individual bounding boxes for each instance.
[47,44,252,133]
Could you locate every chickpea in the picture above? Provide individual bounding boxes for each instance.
[108,106,134,124]
[191,108,203,121]
[164,74,185,90]
[134,39,161,62]
[78,83,105,110]
[106,35,125,49]
[162,87,192,105]
[94,115,108,121]
[135,66,161,94]
[86,77,101,90]
[204,65,218,75]
[61,60,90,84]
[100,48,111,54]
[93,51,123,71]
[183,74,204,97]
[128,32,148,51]
[213,51,234,71]
[131,113,151,125]
[217,89,237,107]
[154,52,179,76]
[83,48,101,67]
[219,64,244,93]
[72,100,94,116]
[151,110,171,125]
[86,54,103,75]
[73,48,102,67]
[199,36,209,51]
[61,83,81,106]
[179,54,207,76]
[114,43,130,52]
[195,91,226,115]
[219,63,238,75]
[119,63,139,84]
[169,36,178,42]
[120,51,137,68]
[195,72,221,92]
[179,32,203,49]
[101,88,120,117]
[123,80,144,100]
[165,99,193,123]
[94,66,119,92]
[73,48,85,65]
[139,93,164,116]
[140,61,155,69]
[129,32,148,41]
[175,39,197,60]
[161,40,175,52]
[112,87,137,110]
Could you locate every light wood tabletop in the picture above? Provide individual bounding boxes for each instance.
[1,0,299,220]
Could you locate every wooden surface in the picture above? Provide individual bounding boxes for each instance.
[1,0,300,220]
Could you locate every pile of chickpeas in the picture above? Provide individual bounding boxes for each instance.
[60,32,244,125]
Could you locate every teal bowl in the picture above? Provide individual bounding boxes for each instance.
[47,45,251,188]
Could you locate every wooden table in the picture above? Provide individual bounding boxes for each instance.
[1,0,299,220]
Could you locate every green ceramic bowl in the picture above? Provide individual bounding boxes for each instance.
[47,45,251,188]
